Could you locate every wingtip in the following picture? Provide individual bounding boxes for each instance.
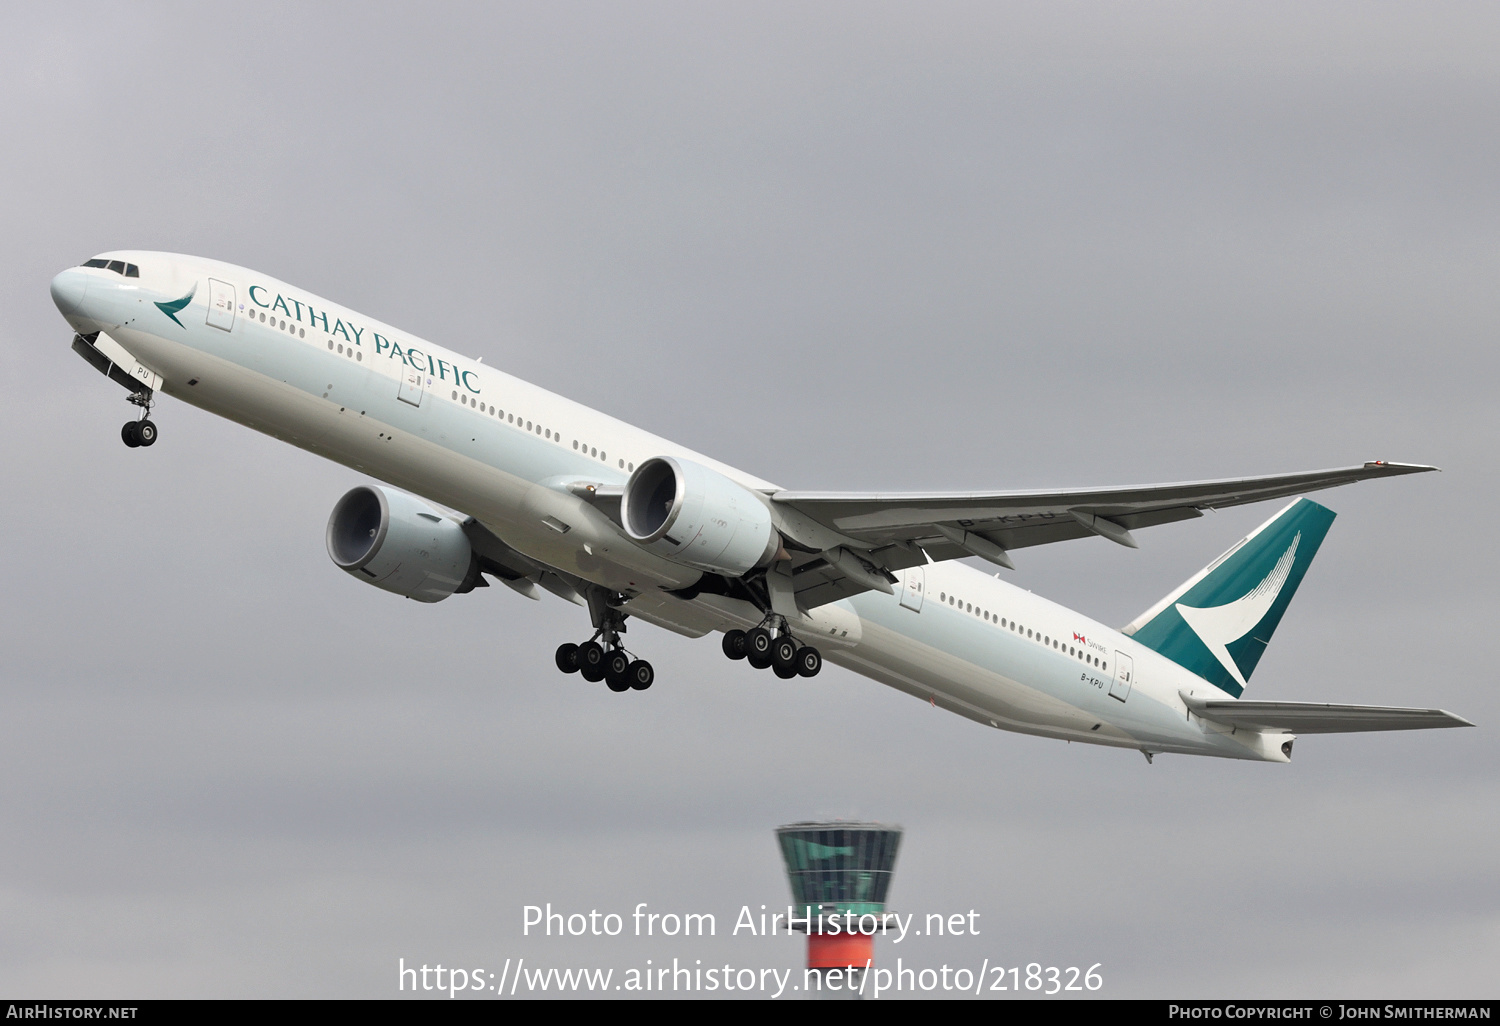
[1363,460,1441,474]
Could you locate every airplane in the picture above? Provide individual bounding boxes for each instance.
[49,251,1472,764]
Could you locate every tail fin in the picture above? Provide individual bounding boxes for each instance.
[1121,498,1336,697]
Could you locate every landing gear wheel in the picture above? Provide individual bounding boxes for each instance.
[627,660,654,691]
[121,421,141,448]
[796,646,823,678]
[135,420,157,446]
[605,673,631,693]
[605,650,631,681]
[745,627,774,669]
[555,643,580,674]
[577,641,607,682]
[722,629,747,661]
[771,636,798,673]
[773,662,799,679]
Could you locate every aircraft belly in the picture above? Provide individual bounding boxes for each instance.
[836,583,1272,758]
[134,327,703,596]
[836,616,1125,742]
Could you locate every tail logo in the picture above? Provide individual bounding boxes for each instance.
[1174,533,1300,689]
[154,285,196,327]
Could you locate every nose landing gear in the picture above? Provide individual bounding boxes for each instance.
[121,390,158,448]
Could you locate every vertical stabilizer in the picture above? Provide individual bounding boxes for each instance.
[1120,498,1336,697]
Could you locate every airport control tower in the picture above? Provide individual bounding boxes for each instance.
[776,821,903,998]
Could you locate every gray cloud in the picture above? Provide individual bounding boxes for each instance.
[0,1,1494,998]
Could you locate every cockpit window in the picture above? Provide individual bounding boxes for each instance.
[81,259,140,277]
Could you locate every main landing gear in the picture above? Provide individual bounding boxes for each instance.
[721,619,822,679]
[554,587,654,692]
[555,640,654,692]
[120,390,158,448]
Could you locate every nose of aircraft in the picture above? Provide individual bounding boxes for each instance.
[50,267,91,320]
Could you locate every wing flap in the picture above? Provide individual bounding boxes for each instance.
[1181,693,1474,734]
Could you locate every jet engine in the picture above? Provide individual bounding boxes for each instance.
[326,485,482,602]
[622,456,779,576]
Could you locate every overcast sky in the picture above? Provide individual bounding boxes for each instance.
[1,1,1496,999]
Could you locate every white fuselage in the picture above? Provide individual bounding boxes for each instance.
[52,252,1283,762]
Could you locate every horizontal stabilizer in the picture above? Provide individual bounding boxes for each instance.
[1180,693,1474,734]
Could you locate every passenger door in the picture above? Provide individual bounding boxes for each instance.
[206,279,236,331]
[397,365,426,407]
[1109,652,1134,703]
[899,566,925,612]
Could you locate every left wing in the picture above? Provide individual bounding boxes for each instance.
[769,461,1435,608]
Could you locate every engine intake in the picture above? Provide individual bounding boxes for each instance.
[622,457,779,576]
[326,485,481,602]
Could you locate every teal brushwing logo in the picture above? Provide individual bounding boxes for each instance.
[154,285,196,327]
[1174,533,1300,691]
[1126,498,1336,697]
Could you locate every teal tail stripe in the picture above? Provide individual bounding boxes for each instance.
[1123,498,1336,697]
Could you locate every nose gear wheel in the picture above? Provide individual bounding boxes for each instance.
[121,389,158,448]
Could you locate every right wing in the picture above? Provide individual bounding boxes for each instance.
[1180,694,1474,734]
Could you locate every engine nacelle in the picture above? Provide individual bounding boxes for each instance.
[622,457,780,576]
[326,485,482,602]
